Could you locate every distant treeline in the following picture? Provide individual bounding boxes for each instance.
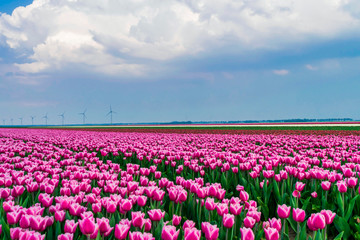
[164,118,354,125]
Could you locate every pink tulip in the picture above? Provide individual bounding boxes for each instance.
[120,199,133,212]
[240,227,255,240]
[347,177,357,188]
[132,211,145,228]
[129,231,154,240]
[19,214,31,228]
[183,220,196,230]
[295,182,305,191]
[247,210,261,222]
[106,200,117,214]
[321,181,331,191]
[223,214,235,228]
[58,233,73,240]
[239,191,249,202]
[216,203,229,216]
[148,209,165,222]
[184,227,201,240]
[292,190,301,198]
[143,218,152,232]
[7,211,21,225]
[79,217,96,236]
[205,198,216,211]
[336,181,347,193]
[244,216,256,228]
[11,186,25,198]
[115,223,130,240]
[55,210,66,222]
[307,213,326,231]
[201,222,219,240]
[92,202,101,213]
[264,227,279,240]
[292,208,305,223]
[268,218,281,232]
[10,227,22,239]
[277,204,291,219]
[137,196,147,207]
[311,192,318,198]
[97,217,112,235]
[64,220,78,234]
[161,225,180,240]
[320,210,336,224]
[230,203,243,215]
[0,188,10,199]
[19,230,45,240]
[172,215,181,226]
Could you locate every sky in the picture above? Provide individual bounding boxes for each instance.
[1,0,360,125]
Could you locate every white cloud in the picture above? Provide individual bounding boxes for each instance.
[273,69,289,75]
[305,64,318,70]
[0,0,359,77]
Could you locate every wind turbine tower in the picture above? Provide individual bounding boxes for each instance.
[43,113,48,126]
[30,116,35,125]
[10,118,13,125]
[19,117,23,125]
[106,105,116,125]
[79,109,87,124]
[2,119,5,125]
[58,112,65,125]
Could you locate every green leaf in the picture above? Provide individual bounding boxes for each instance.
[221,174,228,189]
[255,228,264,240]
[109,214,115,227]
[154,218,164,240]
[55,220,62,239]
[334,216,350,240]
[286,217,297,233]
[299,223,307,240]
[334,231,344,240]
[301,196,311,210]
[22,195,30,208]
[47,224,53,240]
[65,211,72,220]
[314,230,322,240]
[265,181,273,203]
[282,231,289,240]
[336,192,344,217]
[345,195,359,221]
[273,181,281,203]
[1,218,10,240]
[95,230,102,240]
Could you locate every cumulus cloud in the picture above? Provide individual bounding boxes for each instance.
[0,0,359,77]
[305,64,318,70]
[273,69,289,75]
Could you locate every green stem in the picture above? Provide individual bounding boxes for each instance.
[342,192,345,217]
[296,222,300,240]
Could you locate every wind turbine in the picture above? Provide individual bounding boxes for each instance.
[106,105,116,125]
[79,109,87,124]
[10,118,13,125]
[58,112,65,125]
[42,113,48,126]
[2,119,5,125]
[30,116,35,125]
[19,117,23,125]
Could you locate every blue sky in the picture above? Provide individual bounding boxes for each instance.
[1,0,360,125]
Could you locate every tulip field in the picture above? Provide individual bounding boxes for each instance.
[1,128,360,240]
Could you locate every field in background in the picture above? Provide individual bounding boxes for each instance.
[26,122,360,135]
